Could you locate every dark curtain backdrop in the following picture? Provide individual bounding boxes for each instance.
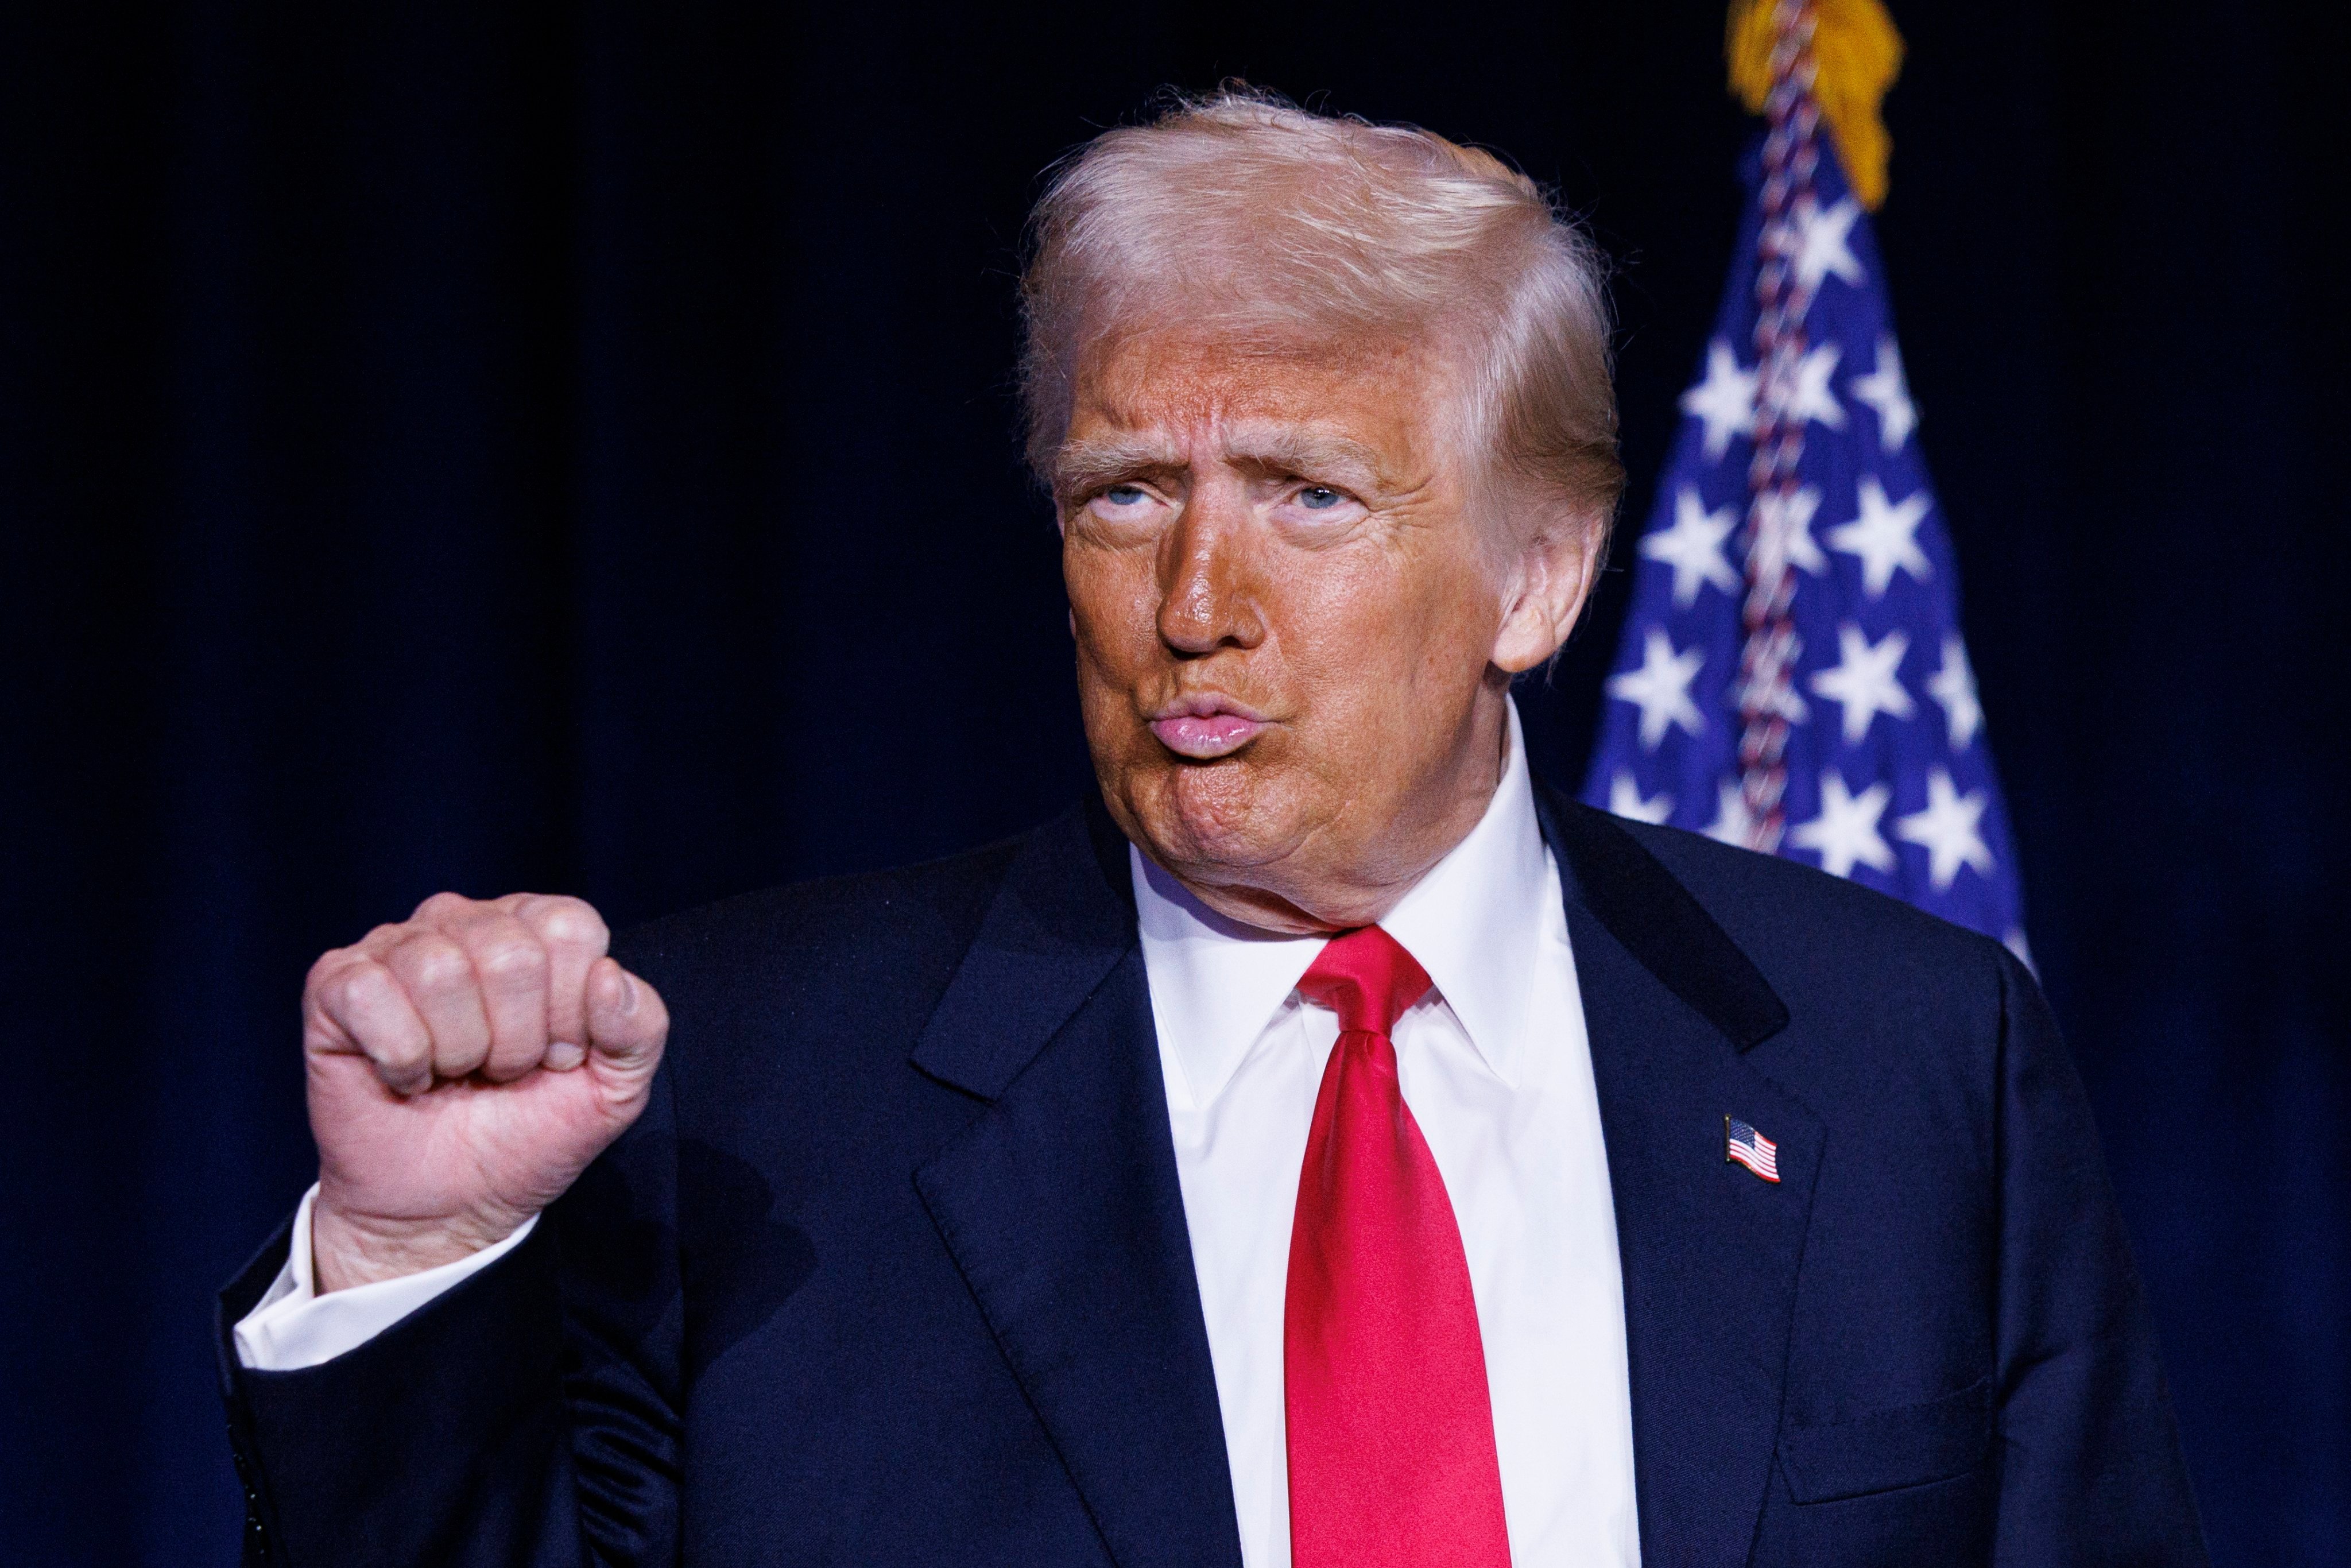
[5,3,2344,1563]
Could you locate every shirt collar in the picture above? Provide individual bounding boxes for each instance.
[1132,698,1552,1108]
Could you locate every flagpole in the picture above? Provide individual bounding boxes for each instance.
[1584,0,2024,955]
[1732,0,1825,854]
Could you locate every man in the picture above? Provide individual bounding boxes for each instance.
[219,92,2205,1566]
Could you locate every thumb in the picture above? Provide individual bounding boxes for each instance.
[584,957,668,1088]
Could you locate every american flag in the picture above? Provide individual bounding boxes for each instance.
[1580,24,2027,959]
[1725,1117,1781,1183]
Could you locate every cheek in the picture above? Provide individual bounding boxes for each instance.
[1273,549,1488,692]
[1063,541,1157,668]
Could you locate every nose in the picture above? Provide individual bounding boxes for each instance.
[1156,481,1267,657]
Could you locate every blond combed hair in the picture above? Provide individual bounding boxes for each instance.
[1020,87,1624,544]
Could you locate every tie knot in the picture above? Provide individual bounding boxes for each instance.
[1297,926,1432,1037]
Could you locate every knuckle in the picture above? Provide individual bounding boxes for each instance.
[412,889,475,921]
[319,962,367,1009]
[534,898,609,951]
[476,936,548,986]
[305,947,352,990]
[322,958,388,1015]
[401,938,474,994]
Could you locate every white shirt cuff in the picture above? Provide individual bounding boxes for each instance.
[230,1184,539,1372]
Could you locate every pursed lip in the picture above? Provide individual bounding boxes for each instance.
[1146,694,1270,760]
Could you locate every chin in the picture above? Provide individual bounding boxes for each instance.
[1126,757,1308,880]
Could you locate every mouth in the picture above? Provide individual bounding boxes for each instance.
[1147,695,1269,760]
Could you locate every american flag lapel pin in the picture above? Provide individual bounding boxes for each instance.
[1725,1116,1781,1183]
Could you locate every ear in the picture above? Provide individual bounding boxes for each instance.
[1490,506,1606,674]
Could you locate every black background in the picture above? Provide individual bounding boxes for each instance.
[4,3,2345,1562]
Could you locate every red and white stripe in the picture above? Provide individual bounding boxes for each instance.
[1726,1126,1781,1183]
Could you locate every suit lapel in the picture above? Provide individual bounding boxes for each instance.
[1538,789,1821,1567]
[912,804,1244,1568]
[912,789,1815,1567]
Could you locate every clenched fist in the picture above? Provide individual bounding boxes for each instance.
[301,892,668,1293]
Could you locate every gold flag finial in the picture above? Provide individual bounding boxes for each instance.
[1726,0,1905,210]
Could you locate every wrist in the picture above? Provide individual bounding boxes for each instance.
[308,1196,532,1294]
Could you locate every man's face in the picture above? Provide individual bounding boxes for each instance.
[1058,330,1547,932]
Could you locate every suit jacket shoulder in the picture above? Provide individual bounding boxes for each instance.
[1618,809,2011,1020]
[1537,793,2202,1563]
[1605,808,2013,1165]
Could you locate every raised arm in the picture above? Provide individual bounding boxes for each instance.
[219,892,681,1566]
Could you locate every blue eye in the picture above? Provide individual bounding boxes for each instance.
[1102,485,1148,507]
[1297,486,1343,510]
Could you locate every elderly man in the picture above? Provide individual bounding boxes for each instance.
[218,94,2203,1567]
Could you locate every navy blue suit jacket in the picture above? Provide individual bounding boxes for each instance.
[217,787,2206,1565]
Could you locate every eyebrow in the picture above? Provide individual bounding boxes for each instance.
[1053,426,1393,497]
[1225,428,1388,484]
[1053,436,1186,496]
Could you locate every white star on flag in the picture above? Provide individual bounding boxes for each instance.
[1642,487,1742,607]
[1680,339,1756,460]
[1850,335,1916,452]
[1785,342,1846,429]
[1927,633,1984,750]
[1827,476,1934,598]
[1790,771,1896,878]
[1703,777,1759,847]
[1895,769,1995,889]
[1792,196,1865,292]
[1752,483,1828,578]
[1581,94,2029,953]
[1606,628,1706,749]
[1606,772,1674,824]
[1810,623,1915,743]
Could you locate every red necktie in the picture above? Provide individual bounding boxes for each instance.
[1284,926,1512,1567]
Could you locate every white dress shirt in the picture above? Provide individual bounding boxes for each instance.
[235,700,1638,1566]
[1137,699,1636,1568]
[233,1184,539,1371]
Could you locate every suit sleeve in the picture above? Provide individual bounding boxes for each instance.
[1990,948,2207,1565]
[216,1060,685,1567]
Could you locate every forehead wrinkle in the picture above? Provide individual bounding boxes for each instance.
[1060,354,1453,499]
